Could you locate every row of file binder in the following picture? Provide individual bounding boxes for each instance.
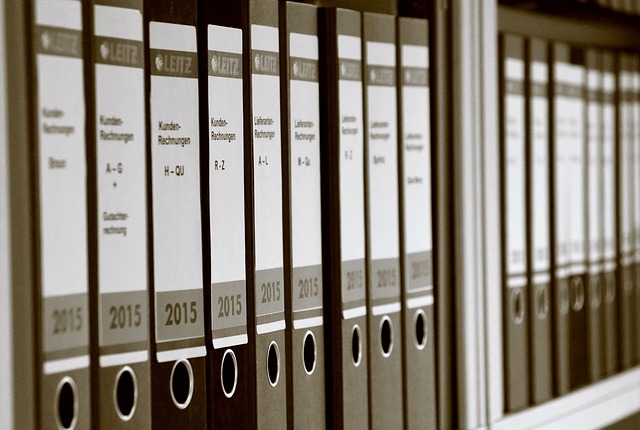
[9,0,438,428]
[499,33,640,412]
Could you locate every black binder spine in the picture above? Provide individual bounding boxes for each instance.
[585,48,606,382]
[144,1,207,427]
[319,7,369,429]
[526,38,554,404]
[197,1,253,427]
[397,15,437,429]
[616,52,637,369]
[499,33,530,411]
[280,2,327,429]
[601,51,619,376]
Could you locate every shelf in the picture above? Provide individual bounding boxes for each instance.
[492,367,640,430]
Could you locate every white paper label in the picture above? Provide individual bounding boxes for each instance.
[251,24,285,321]
[366,41,400,304]
[149,22,204,354]
[289,32,323,314]
[208,25,248,347]
[568,64,586,270]
[505,58,526,278]
[633,65,640,262]
[620,68,634,256]
[338,34,366,309]
[531,61,551,274]
[95,4,148,351]
[554,61,582,271]
[587,67,603,265]
[36,0,89,363]
[602,71,616,263]
[401,44,432,294]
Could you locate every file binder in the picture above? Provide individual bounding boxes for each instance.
[550,42,587,395]
[319,7,369,429]
[280,2,326,429]
[397,16,437,429]
[617,52,637,369]
[88,0,151,427]
[631,54,640,364]
[499,33,529,411]
[526,38,553,404]
[565,46,589,391]
[601,51,619,376]
[585,49,605,381]
[144,1,207,427]
[361,12,403,428]
[246,0,288,426]
[31,1,91,428]
[197,1,253,427]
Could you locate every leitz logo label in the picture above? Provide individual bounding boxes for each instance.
[37,26,82,58]
[291,58,318,82]
[95,36,142,68]
[339,59,361,81]
[208,51,242,78]
[368,65,395,86]
[151,49,196,77]
[252,50,278,75]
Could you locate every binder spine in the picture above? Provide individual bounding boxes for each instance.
[89,0,151,427]
[198,1,253,424]
[585,49,605,382]
[247,0,287,426]
[566,47,589,391]
[362,12,403,428]
[319,8,369,429]
[499,34,529,411]
[526,38,553,404]
[617,53,637,369]
[397,16,437,430]
[280,3,326,429]
[631,54,640,363]
[551,42,574,395]
[145,2,207,426]
[601,51,619,376]
[32,1,91,427]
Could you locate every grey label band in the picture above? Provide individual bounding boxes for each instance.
[36,26,82,58]
[290,57,318,82]
[402,66,428,87]
[252,49,279,76]
[211,280,247,333]
[369,257,401,301]
[43,293,89,353]
[255,267,285,317]
[341,258,366,306]
[404,251,433,292]
[209,50,243,79]
[292,264,323,312]
[339,59,362,81]
[367,65,395,87]
[100,291,148,347]
[506,79,524,96]
[150,49,197,78]
[94,0,141,9]
[155,289,204,343]
[554,83,583,98]
[531,82,548,98]
[94,36,143,69]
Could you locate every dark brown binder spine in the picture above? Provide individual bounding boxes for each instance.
[144,1,207,428]
[319,8,369,429]
[280,2,327,429]
[526,38,554,404]
[197,1,253,428]
[601,51,619,376]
